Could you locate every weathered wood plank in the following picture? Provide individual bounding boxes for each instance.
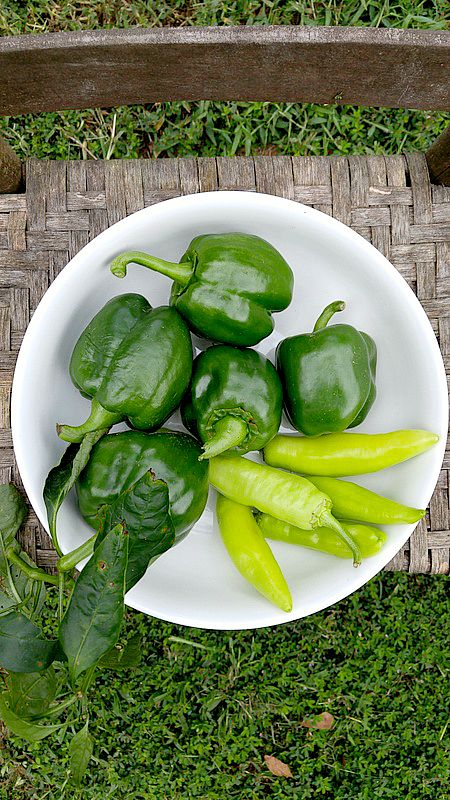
[0,27,448,115]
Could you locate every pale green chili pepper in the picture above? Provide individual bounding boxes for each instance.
[209,455,361,566]
[216,494,292,612]
[301,476,425,525]
[264,430,439,477]
[255,513,387,559]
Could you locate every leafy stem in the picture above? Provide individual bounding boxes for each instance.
[6,547,59,586]
[42,692,81,720]
[58,572,65,623]
[0,540,22,605]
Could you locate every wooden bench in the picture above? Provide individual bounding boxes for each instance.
[0,26,449,574]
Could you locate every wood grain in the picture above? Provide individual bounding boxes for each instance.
[426,125,450,186]
[0,136,21,193]
[0,27,449,115]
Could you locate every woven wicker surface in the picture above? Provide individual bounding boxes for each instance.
[0,154,448,574]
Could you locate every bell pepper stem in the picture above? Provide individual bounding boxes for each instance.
[199,416,248,460]
[319,512,362,566]
[57,398,122,443]
[313,300,346,332]
[57,532,97,573]
[110,250,193,286]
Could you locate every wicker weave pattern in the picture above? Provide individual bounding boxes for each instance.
[0,155,448,573]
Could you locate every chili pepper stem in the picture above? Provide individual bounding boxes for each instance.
[110,250,193,286]
[200,416,248,460]
[313,300,346,332]
[57,398,121,443]
[57,532,97,573]
[320,512,362,566]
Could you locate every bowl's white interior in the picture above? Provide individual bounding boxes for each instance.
[12,192,448,630]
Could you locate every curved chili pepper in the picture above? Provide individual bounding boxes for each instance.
[209,455,361,566]
[255,513,386,559]
[264,430,439,477]
[301,476,425,524]
[110,233,294,346]
[216,495,292,612]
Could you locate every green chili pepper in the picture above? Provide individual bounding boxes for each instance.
[58,294,192,443]
[181,345,283,460]
[209,455,361,565]
[216,495,292,612]
[110,233,294,346]
[77,429,209,546]
[276,301,377,436]
[255,513,386,559]
[298,476,425,525]
[264,430,439,477]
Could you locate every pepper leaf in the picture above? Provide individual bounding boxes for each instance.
[0,609,61,672]
[99,633,142,670]
[59,522,128,682]
[0,693,66,742]
[0,587,17,614]
[69,718,93,786]
[44,429,107,548]
[6,667,57,719]
[0,485,28,607]
[0,484,27,569]
[96,472,175,592]
[10,548,47,618]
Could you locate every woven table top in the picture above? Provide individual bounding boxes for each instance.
[0,153,448,574]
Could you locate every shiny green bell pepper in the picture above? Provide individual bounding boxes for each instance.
[110,233,294,346]
[77,429,209,546]
[276,301,377,436]
[181,345,283,459]
[57,294,192,443]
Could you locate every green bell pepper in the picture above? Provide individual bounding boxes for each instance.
[57,294,192,443]
[77,429,209,547]
[110,233,294,346]
[181,345,283,459]
[276,300,377,436]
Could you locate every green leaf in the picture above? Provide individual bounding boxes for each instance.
[96,472,175,591]
[6,667,57,719]
[0,609,61,672]
[0,483,27,577]
[59,522,128,682]
[99,634,142,670]
[69,718,93,786]
[10,549,47,617]
[0,693,65,741]
[0,484,27,551]
[44,429,107,550]
[0,587,17,614]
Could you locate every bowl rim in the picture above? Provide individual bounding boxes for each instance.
[11,191,449,629]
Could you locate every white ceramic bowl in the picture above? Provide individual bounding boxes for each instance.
[12,192,448,630]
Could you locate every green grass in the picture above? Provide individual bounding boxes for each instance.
[1,2,449,798]
[2,574,449,799]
